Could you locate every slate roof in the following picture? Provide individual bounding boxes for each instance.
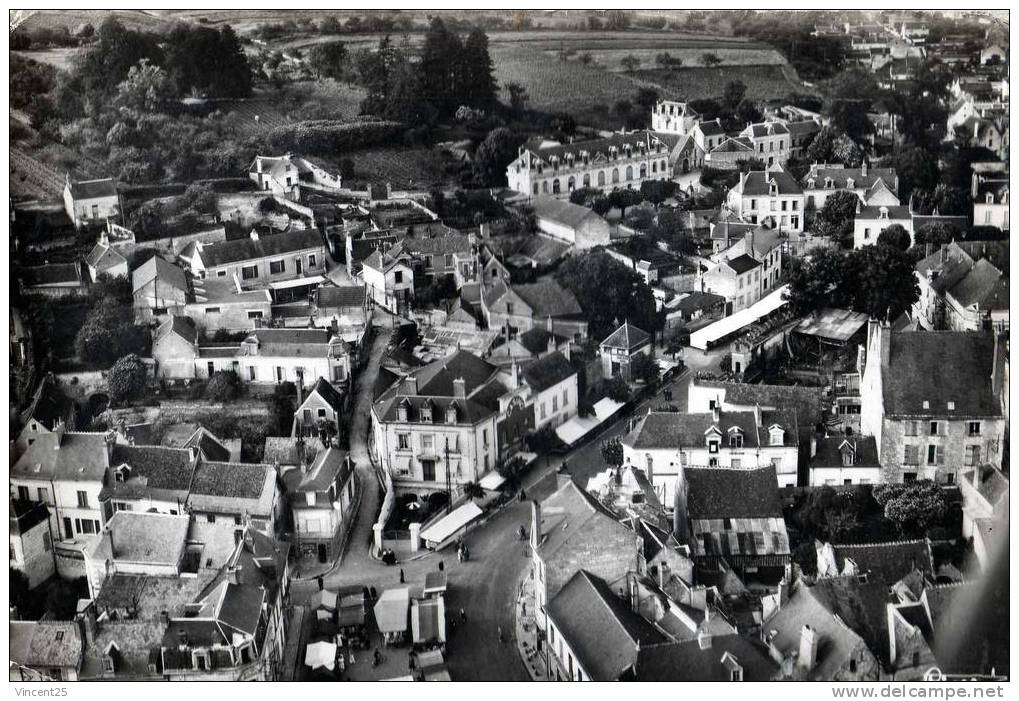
[695,119,726,137]
[684,466,783,520]
[519,130,670,165]
[132,255,189,294]
[624,409,797,450]
[67,177,118,200]
[671,291,726,315]
[198,228,323,268]
[600,321,650,351]
[633,635,779,681]
[786,119,823,137]
[530,197,603,229]
[807,576,893,668]
[710,136,754,153]
[857,205,910,220]
[412,349,497,397]
[103,444,195,501]
[535,478,631,560]
[802,164,898,192]
[521,351,576,392]
[282,446,351,494]
[154,315,198,345]
[89,511,190,565]
[518,327,568,356]
[402,233,471,256]
[19,374,74,430]
[182,426,231,462]
[11,432,108,482]
[883,331,1001,416]
[948,258,1007,310]
[744,121,791,138]
[242,328,340,357]
[724,253,760,274]
[738,167,803,196]
[187,461,276,515]
[694,379,824,430]
[302,377,346,413]
[833,540,934,585]
[315,285,366,310]
[545,570,669,681]
[810,435,880,469]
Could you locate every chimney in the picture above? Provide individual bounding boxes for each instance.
[878,320,891,371]
[861,160,868,177]
[510,362,520,389]
[453,377,466,399]
[546,335,556,356]
[810,434,817,458]
[753,403,762,427]
[404,375,418,396]
[798,625,819,672]
[295,371,305,407]
[744,229,755,258]
[659,561,669,590]
[672,472,690,543]
[697,629,712,650]
[711,405,721,424]
[530,500,542,550]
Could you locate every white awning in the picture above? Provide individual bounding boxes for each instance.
[373,587,410,633]
[689,284,789,350]
[592,397,625,420]
[419,501,484,545]
[269,275,325,290]
[478,472,506,491]
[555,398,625,447]
[586,467,615,493]
[304,641,337,670]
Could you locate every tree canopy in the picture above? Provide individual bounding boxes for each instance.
[108,354,148,404]
[555,252,658,341]
[811,189,860,248]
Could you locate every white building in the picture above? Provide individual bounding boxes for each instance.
[248,154,342,200]
[521,351,578,431]
[63,176,120,228]
[726,165,805,233]
[739,121,792,167]
[651,100,700,137]
[361,244,415,314]
[528,197,611,249]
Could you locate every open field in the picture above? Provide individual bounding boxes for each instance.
[341,147,451,190]
[12,48,80,72]
[634,65,810,101]
[16,9,170,32]
[586,47,786,71]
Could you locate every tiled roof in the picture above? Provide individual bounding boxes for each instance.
[521,351,575,392]
[89,511,190,565]
[242,328,340,358]
[187,461,277,517]
[19,374,74,430]
[283,446,351,494]
[948,258,1007,309]
[315,285,366,310]
[105,444,195,498]
[198,229,322,268]
[401,233,471,255]
[132,255,188,294]
[802,164,898,192]
[856,205,910,220]
[671,291,726,315]
[302,377,346,413]
[786,119,822,137]
[509,279,583,318]
[744,121,790,138]
[684,466,783,520]
[154,315,198,345]
[807,576,893,667]
[67,177,117,200]
[600,321,650,350]
[710,136,753,153]
[545,570,668,681]
[695,119,726,137]
[535,478,630,561]
[832,539,933,584]
[10,621,83,671]
[20,263,82,287]
[884,331,1001,416]
[262,436,317,467]
[182,426,231,462]
[86,242,127,270]
[530,197,602,229]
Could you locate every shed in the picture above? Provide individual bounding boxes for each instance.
[411,597,446,646]
[374,588,410,639]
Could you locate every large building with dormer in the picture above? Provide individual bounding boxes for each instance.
[506,131,674,198]
[726,165,805,233]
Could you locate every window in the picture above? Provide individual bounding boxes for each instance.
[91,204,99,219]
[421,434,434,452]
[864,228,871,239]
[397,433,410,450]
[241,265,259,280]
[539,403,546,419]
[708,440,719,453]
[483,429,489,447]
[247,310,263,319]
[17,486,29,501]
[79,519,95,535]
[731,457,741,469]
[965,445,981,466]
[905,421,918,436]
[77,490,88,508]
[927,444,944,465]
[929,421,940,436]
[308,254,317,268]
[269,260,286,275]
[562,389,568,407]
[729,434,743,448]
[444,254,453,267]
[42,532,51,552]
[394,270,404,284]
[968,421,981,436]
[552,396,558,412]
[38,487,49,504]
[207,514,216,524]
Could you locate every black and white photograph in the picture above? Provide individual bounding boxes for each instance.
[7,7,1010,687]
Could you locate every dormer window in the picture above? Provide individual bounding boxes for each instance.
[114,464,131,483]
[769,181,778,196]
[728,427,744,448]
[807,178,816,189]
[768,425,784,446]
[445,402,458,424]
[709,440,720,453]
[825,177,834,188]
[397,400,409,422]
[420,401,433,423]
[192,649,211,671]
[879,207,889,219]
[846,178,855,189]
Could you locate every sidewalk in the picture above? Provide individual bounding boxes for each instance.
[514,569,547,681]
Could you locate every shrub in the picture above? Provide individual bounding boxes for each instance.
[206,370,241,402]
[107,354,148,404]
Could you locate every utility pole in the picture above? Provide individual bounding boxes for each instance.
[445,437,452,514]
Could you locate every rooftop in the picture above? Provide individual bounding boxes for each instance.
[67,177,118,200]
[198,228,322,268]
[529,196,603,229]
[600,321,651,351]
[521,350,576,392]
[88,511,190,566]
[684,466,784,520]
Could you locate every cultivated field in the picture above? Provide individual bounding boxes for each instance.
[635,65,808,101]
[12,48,80,72]
[16,9,170,32]
[341,147,451,190]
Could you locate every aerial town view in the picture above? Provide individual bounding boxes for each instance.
[7,8,1010,687]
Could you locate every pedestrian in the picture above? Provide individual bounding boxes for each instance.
[460,607,466,623]
[369,586,377,601]
[438,560,444,572]
[457,548,463,564]
[498,625,505,643]
[399,568,405,584]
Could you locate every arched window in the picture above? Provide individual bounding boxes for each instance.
[652,162,658,174]
[567,176,576,192]
[639,163,647,178]
[542,181,549,194]
[611,168,620,184]
[598,171,606,186]
[625,165,634,181]
[583,173,591,187]
[552,179,561,194]
[532,183,539,195]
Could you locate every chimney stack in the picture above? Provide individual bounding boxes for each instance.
[453,377,466,399]
[712,405,721,424]
[798,625,819,672]
[810,435,817,458]
[530,500,542,550]
[404,375,418,396]
[697,629,712,650]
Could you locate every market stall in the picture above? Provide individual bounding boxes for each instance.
[374,587,410,646]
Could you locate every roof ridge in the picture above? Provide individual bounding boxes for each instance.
[832,538,928,548]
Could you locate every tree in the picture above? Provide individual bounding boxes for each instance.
[308,40,348,80]
[735,99,763,126]
[316,417,338,448]
[784,246,856,316]
[629,352,660,384]
[597,375,631,403]
[913,221,960,247]
[608,188,642,217]
[461,481,485,500]
[591,197,612,216]
[656,52,680,68]
[805,125,863,167]
[206,370,240,402]
[885,146,938,200]
[613,99,633,122]
[550,112,577,139]
[723,80,747,110]
[700,52,722,67]
[828,99,874,142]
[107,354,148,404]
[873,480,947,536]
[114,59,173,113]
[812,190,860,248]
[460,27,497,109]
[75,17,164,99]
[876,224,911,251]
[852,244,919,321]
[600,437,624,467]
[473,127,520,188]
[639,180,677,209]
[182,182,217,215]
[621,54,641,73]
[505,82,528,118]
[555,251,657,340]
